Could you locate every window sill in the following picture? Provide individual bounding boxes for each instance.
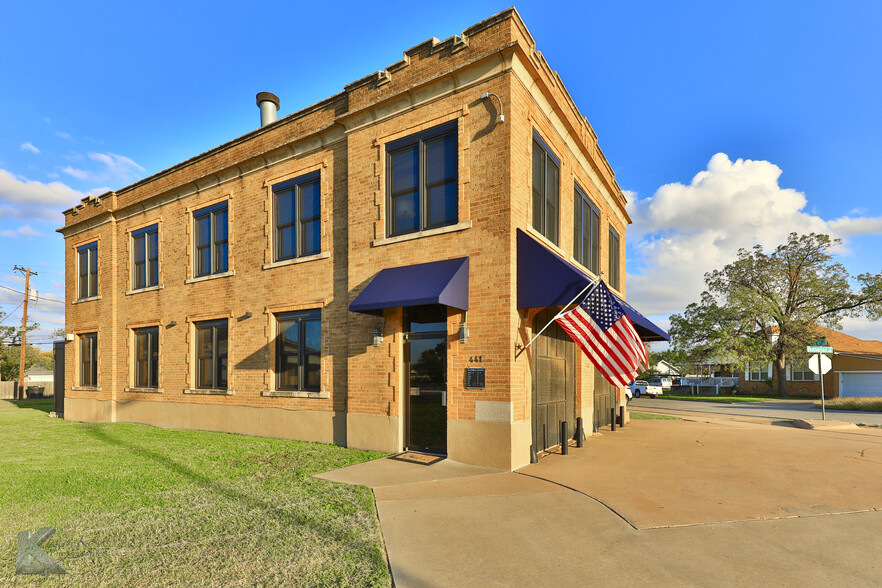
[125,387,163,394]
[183,388,234,395]
[71,295,102,305]
[71,386,101,392]
[525,225,564,257]
[262,251,330,270]
[125,285,164,296]
[372,220,472,247]
[185,270,235,285]
[261,389,330,399]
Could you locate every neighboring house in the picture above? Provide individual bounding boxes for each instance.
[58,9,667,471]
[739,327,882,398]
[655,360,682,376]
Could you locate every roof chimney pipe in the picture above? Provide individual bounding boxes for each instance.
[256,92,280,127]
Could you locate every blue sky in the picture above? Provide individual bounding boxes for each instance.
[2,0,881,347]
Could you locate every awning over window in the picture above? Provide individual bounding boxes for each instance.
[516,229,669,341]
[349,257,469,316]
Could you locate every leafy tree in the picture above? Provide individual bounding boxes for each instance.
[0,311,44,381]
[669,233,882,396]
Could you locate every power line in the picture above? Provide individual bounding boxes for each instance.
[0,284,65,304]
[0,302,24,325]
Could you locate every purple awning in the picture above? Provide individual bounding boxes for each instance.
[349,257,469,316]
[516,229,669,341]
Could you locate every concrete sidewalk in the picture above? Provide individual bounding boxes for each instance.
[318,419,882,587]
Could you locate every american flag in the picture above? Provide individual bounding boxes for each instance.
[555,280,648,388]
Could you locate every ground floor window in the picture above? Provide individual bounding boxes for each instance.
[791,362,818,381]
[747,361,768,381]
[80,332,97,386]
[196,320,228,389]
[134,326,159,388]
[276,310,321,391]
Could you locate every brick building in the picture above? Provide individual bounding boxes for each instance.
[739,327,882,398]
[59,9,666,470]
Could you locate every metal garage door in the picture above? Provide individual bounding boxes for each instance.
[840,373,882,397]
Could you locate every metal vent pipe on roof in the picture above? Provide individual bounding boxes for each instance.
[256,92,280,127]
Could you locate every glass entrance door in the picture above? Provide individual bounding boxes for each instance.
[405,305,448,454]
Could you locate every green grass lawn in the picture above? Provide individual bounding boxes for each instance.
[629,411,681,420]
[0,399,390,586]
[813,397,882,412]
[660,394,776,403]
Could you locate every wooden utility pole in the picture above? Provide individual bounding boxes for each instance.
[14,266,36,401]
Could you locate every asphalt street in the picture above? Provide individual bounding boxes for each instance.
[630,396,882,426]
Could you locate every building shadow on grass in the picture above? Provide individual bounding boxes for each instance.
[5,398,54,414]
[81,425,380,553]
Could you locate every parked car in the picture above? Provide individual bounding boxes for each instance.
[628,380,663,399]
[647,377,672,390]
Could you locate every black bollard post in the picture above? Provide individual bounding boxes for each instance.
[619,405,625,428]
[530,444,538,464]
[576,417,584,448]
[611,408,616,431]
[560,421,568,455]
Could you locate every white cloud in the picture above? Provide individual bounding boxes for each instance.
[55,131,72,140]
[0,169,85,221]
[62,152,145,184]
[20,142,40,154]
[0,225,40,238]
[626,153,882,319]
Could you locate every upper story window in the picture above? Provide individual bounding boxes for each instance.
[77,242,98,299]
[608,227,620,291]
[80,332,97,387]
[532,134,559,244]
[195,319,228,390]
[276,310,321,392]
[574,184,600,274]
[193,203,228,278]
[132,225,159,290]
[387,121,458,237]
[134,326,159,388]
[273,172,320,261]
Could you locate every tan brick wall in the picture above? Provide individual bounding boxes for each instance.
[60,9,630,469]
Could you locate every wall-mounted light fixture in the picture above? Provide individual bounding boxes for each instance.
[480,92,505,124]
[459,321,469,344]
[166,320,177,328]
[238,311,253,322]
[373,327,384,348]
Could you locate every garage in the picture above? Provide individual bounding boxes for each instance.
[839,372,882,398]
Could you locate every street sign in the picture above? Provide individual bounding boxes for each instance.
[808,354,831,375]
[807,345,833,354]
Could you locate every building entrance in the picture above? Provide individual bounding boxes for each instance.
[532,308,576,453]
[405,305,448,454]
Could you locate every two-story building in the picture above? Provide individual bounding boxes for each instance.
[59,8,667,471]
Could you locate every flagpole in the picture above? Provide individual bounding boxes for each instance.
[517,275,602,356]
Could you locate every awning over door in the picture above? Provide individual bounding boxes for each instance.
[349,257,469,316]
[516,229,669,342]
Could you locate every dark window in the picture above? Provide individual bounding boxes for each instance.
[193,203,228,277]
[608,227,620,290]
[80,332,97,386]
[573,184,600,273]
[387,122,458,237]
[77,242,98,299]
[276,310,321,392]
[532,135,559,244]
[134,327,159,388]
[195,320,228,389]
[132,225,159,290]
[273,172,321,261]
